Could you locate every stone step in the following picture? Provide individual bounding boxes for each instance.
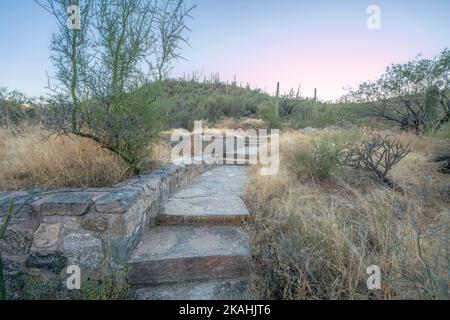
[156,166,250,225]
[157,196,249,225]
[133,278,249,300]
[129,225,250,286]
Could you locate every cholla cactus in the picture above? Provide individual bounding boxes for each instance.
[339,135,412,186]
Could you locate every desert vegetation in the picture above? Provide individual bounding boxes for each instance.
[245,129,449,300]
[0,126,130,189]
[0,0,449,302]
[241,51,449,300]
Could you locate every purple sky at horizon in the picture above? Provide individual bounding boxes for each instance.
[0,0,449,100]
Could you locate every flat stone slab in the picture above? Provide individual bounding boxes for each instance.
[133,278,249,300]
[34,192,96,216]
[158,166,249,224]
[131,225,249,261]
[0,193,35,224]
[163,196,248,217]
[95,188,140,213]
[186,165,249,187]
[129,225,250,286]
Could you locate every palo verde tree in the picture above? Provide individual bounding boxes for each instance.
[37,0,195,173]
[35,0,94,134]
[348,49,450,134]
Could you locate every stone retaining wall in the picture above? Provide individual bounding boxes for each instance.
[0,162,214,289]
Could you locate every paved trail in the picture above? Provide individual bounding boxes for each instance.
[128,165,251,300]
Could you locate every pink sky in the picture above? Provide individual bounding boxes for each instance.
[0,1,449,100]
[171,0,450,100]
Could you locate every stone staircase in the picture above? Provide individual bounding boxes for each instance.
[128,165,251,300]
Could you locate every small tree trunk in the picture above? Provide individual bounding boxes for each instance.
[70,29,79,134]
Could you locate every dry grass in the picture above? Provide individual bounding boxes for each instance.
[0,126,174,190]
[245,129,450,300]
[0,126,131,190]
[146,134,172,169]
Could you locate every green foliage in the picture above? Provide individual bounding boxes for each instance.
[138,80,372,131]
[425,86,440,125]
[287,103,345,128]
[348,48,450,133]
[259,100,280,129]
[271,89,373,129]
[291,130,360,181]
[38,0,194,172]
[0,88,37,127]
[74,270,130,300]
[149,80,273,129]
[83,87,165,174]
[6,269,130,300]
[433,121,450,140]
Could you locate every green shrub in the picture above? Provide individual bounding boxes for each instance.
[433,121,450,140]
[89,90,165,174]
[259,100,280,129]
[74,270,130,300]
[42,86,166,175]
[284,101,369,129]
[291,130,360,181]
[8,269,130,300]
[0,88,37,127]
[148,80,274,129]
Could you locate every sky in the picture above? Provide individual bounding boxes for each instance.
[0,0,449,101]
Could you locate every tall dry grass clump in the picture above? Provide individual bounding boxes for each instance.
[288,129,361,181]
[0,126,131,190]
[245,130,449,300]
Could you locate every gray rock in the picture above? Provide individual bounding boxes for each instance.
[35,192,95,216]
[134,278,249,300]
[0,193,35,225]
[158,166,249,225]
[95,188,139,213]
[2,256,27,300]
[25,251,68,274]
[63,233,103,270]
[0,191,28,202]
[0,229,33,255]
[163,196,249,219]
[81,215,109,232]
[129,225,250,286]
[131,175,162,197]
[149,169,172,181]
[110,224,142,267]
[32,223,60,250]
[3,255,25,277]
